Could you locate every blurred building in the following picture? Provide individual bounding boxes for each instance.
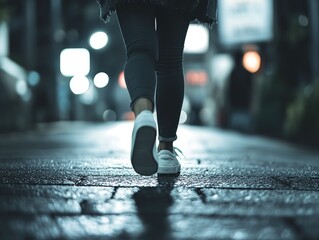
[0,1,31,132]
[0,0,318,145]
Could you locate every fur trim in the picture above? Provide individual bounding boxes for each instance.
[96,0,217,28]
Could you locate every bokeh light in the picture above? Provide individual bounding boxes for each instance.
[179,110,188,124]
[242,51,261,73]
[118,71,127,89]
[184,24,209,54]
[79,80,97,105]
[27,71,40,86]
[93,72,109,88]
[60,48,90,77]
[89,31,109,50]
[69,75,90,95]
[186,70,208,86]
[103,110,117,121]
[15,80,28,96]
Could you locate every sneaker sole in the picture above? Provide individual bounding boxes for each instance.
[131,126,158,176]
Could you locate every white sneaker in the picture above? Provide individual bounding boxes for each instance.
[131,110,158,176]
[157,148,182,174]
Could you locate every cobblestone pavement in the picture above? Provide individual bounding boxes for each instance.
[0,122,319,240]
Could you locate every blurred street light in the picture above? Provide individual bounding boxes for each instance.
[89,31,109,50]
[186,70,208,86]
[93,72,109,88]
[184,24,209,54]
[69,75,90,95]
[242,51,261,73]
[60,48,90,77]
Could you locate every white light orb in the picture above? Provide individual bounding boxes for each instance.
[94,72,109,88]
[184,24,209,54]
[89,31,109,50]
[69,75,90,95]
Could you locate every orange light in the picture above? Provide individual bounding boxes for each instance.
[123,111,135,121]
[242,51,261,73]
[186,70,208,86]
[118,71,127,88]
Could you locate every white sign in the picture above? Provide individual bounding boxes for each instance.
[218,0,274,46]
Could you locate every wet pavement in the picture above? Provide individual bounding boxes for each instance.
[0,121,319,240]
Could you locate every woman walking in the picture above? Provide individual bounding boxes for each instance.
[96,0,217,176]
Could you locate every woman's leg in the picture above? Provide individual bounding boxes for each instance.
[116,3,158,116]
[116,4,159,176]
[155,8,190,152]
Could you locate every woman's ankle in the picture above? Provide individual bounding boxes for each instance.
[133,98,153,117]
[158,142,173,152]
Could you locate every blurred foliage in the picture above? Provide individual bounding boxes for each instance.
[0,0,9,21]
[284,81,319,145]
[286,14,309,45]
[255,3,311,139]
[255,73,289,136]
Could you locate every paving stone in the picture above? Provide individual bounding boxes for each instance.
[77,175,300,189]
[170,189,319,217]
[112,187,139,200]
[169,216,296,240]
[55,215,143,239]
[172,199,319,217]
[2,172,319,191]
[294,217,319,239]
[0,215,61,240]
[0,196,81,214]
[202,189,319,204]
[274,176,319,191]
[170,187,201,201]
[181,161,319,178]
[0,185,114,201]
[80,199,136,215]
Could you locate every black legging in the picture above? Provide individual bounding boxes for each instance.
[116,3,190,142]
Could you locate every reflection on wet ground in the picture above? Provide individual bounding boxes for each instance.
[134,175,179,239]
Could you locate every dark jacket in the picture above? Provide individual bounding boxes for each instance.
[96,0,217,28]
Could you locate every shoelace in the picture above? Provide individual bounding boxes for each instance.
[173,147,185,160]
